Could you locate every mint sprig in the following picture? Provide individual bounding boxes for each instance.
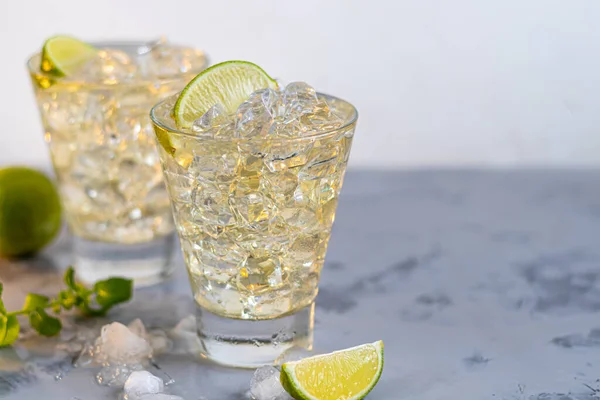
[0,266,133,347]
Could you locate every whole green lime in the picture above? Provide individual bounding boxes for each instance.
[0,167,62,258]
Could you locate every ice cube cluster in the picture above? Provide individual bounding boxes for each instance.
[32,39,207,244]
[79,321,153,387]
[95,321,154,365]
[41,40,207,84]
[162,81,346,140]
[69,318,199,390]
[153,78,355,318]
[51,316,319,399]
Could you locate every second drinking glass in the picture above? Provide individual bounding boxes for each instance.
[28,37,208,285]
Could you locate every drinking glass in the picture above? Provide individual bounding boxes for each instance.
[151,93,357,366]
[28,41,208,286]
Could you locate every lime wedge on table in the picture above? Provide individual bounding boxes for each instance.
[281,341,384,400]
[41,36,97,76]
[173,60,278,128]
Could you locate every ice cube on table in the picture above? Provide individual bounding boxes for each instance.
[137,394,185,400]
[128,319,147,338]
[74,343,97,367]
[127,319,172,355]
[96,363,143,387]
[55,340,84,355]
[172,314,196,332]
[168,315,201,355]
[124,370,165,398]
[96,322,152,364]
[147,329,172,355]
[250,366,293,400]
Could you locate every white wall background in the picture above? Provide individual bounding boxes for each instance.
[3,0,600,169]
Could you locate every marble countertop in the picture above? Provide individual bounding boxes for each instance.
[2,169,600,400]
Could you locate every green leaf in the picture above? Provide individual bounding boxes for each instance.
[63,267,77,291]
[0,315,20,347]
[23,294,49,311]
[29,309,61,337]
[93,278,133,308]
[58,291,75,310]
[73,295,85,306]
[0,283,6,315]
[81,303,109,317]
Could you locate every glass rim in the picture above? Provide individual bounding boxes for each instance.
[26,40,209,89]
[149,92,359,143]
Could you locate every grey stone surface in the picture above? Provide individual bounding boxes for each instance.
[2,170,600,399]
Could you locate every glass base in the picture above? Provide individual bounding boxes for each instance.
[196,303,314,368]
[72,233,175,287]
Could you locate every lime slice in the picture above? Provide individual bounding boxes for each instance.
[280,341,384,400]
[41,36,97,76]
[173,60,278,128]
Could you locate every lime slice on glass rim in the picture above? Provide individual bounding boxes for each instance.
[40,36,97,76]
[173,60,278,128]
[280,340,384,400]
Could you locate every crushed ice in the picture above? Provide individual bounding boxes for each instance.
[77,321,153,387]
[50,40,207,84]
[130,394,184,400]
[187,81,346,140]
[95,321,153,365]
[55,315,200,394]
[124,370,164,398]
[249,366,293,400]
[247,347,317,400]
[18,314,310,399]
[167,315,202,355]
